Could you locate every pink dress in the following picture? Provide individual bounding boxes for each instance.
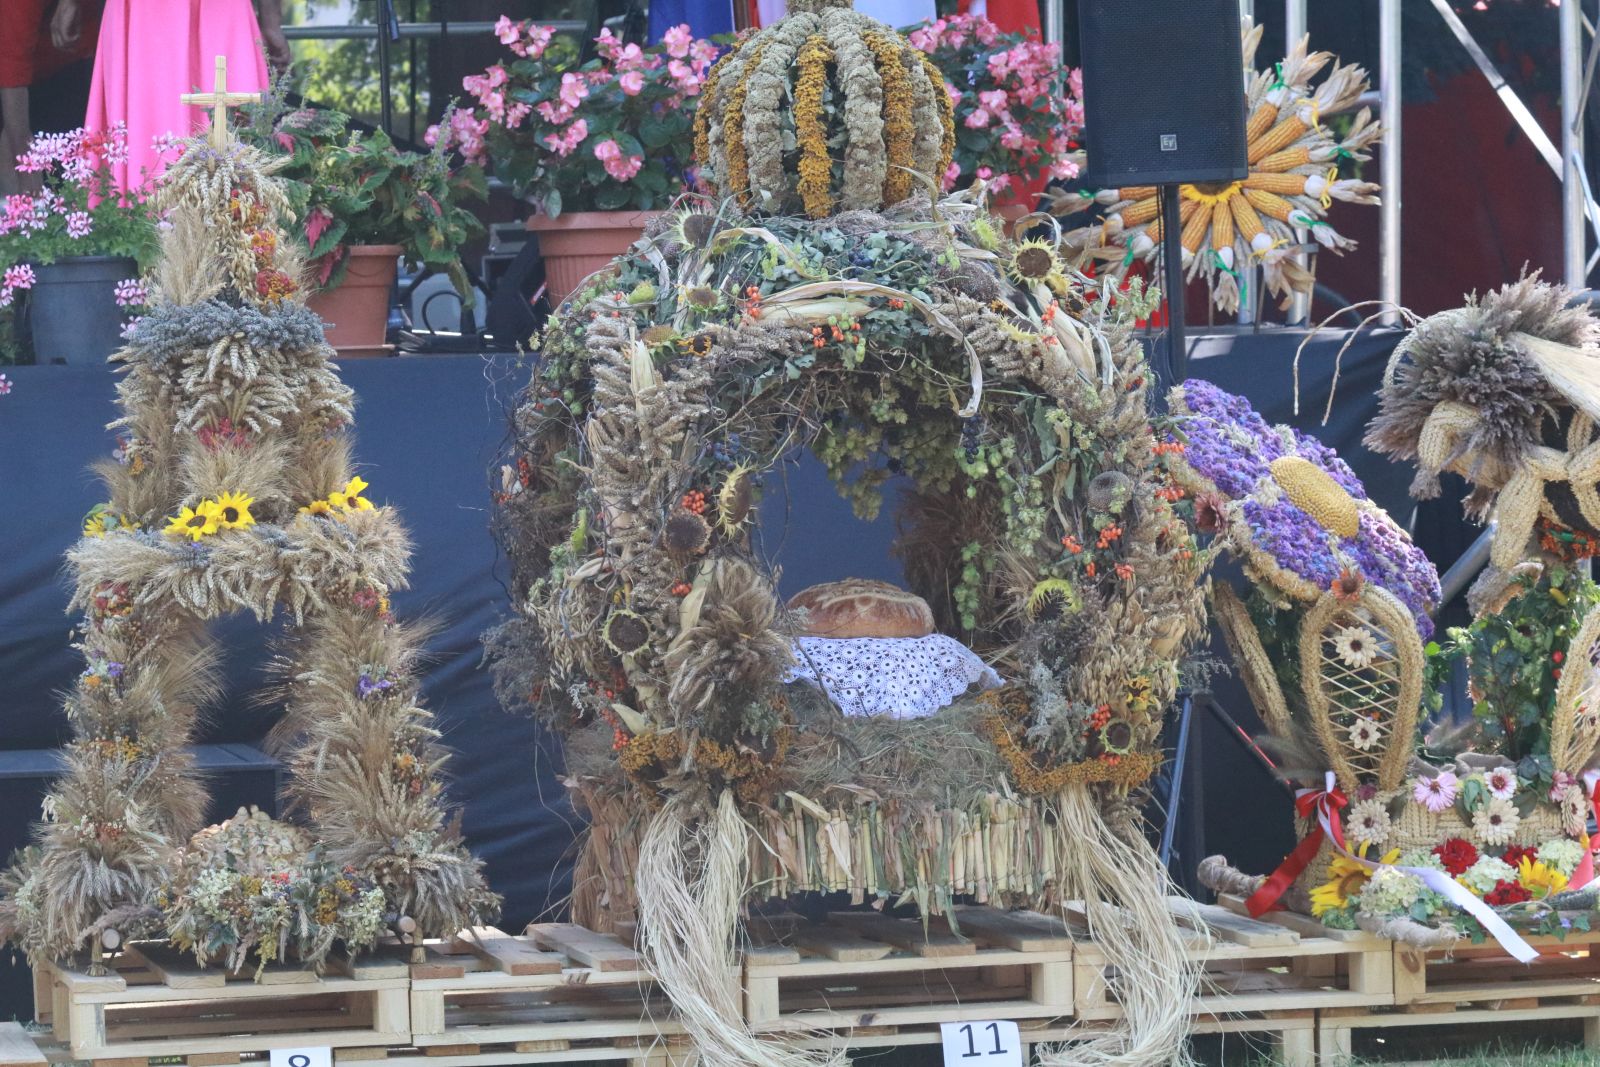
[85,0,270,193]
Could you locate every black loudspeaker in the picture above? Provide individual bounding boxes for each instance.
[1077,0,1249,187]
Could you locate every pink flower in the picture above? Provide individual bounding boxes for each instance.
[151,131,184,156]
[943,160,961,191]
[667,59,701,94]
[524,24,553,59]
[1413,771,1459,814]
[978,89,1009,114]
[559,72,589,110]
[504,102,531,129]
[65,211,92,238]
[1551,770,1578,803]
[964,108,992,129]
[1485,767,1518,801]
[1048,156,1080,181]
[976,166,993,180]
[662,24,693,59]
[0,373,11,395]
[543,118,588,158]
[535,100,574,125]
[0,263,36,308]
[113,278,147,307]
[593,138,642,181]
[689,40,719,68]
[619,70,645,96]
[594,28,622,62]
[494,15,520,46]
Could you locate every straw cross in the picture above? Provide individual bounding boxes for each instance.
[180,55,261,149]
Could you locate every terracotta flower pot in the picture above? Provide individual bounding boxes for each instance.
[307,244,402,358]
[526,211,659,308]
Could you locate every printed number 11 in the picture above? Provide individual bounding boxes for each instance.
[960,1022,1006,1057]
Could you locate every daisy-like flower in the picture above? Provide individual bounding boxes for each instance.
[213,491,255,531]
[165,500,221,541]
[1551,770,1578,803]
[1484,767,1517,801]
[1347,716,1381,752]
[1472,795,1521,847]
[1559,784,1590,837]
[1347,797,1392,850]
[1333,625,1379,669]
[1413,770,1459,813]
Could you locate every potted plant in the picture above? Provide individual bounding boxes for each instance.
[445,18,715,305]
[908,15,1083,220]
[0,125,159,365]
[239,96,487,356]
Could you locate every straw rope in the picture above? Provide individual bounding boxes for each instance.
[1212,583,1293,740]
[1552,601,1600,773]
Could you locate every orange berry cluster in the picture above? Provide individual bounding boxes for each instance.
[681,489,707,515]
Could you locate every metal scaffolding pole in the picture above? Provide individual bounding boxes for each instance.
[1379,0,1403,324]
[1286,0,1310,324]
[1563,0,1587,288]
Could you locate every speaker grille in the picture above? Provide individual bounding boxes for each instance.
[1078,0,1249,187]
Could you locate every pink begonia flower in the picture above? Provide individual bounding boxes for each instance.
[988,174,1012,194]
[1048,156,1080,181]
[536,100,574,125]
[978,89,1008,114]
[964,109,992,129]
[619,70,645,96]
[943,160,960,191]
[973,17,999,45]
[494,15,520,46]
[976,166,993,180]
[559,72,589,110]
[524,24,554,59]
[999,123,1034,151]
[543,118,588,157]
[593,139,643,181]
[908,21,942,51]
[1414,771,1459,813]
[504,102,531,129]
[594,28,622,62]
[662,24,693,59]
[480,89,506,122]
[667,59,700,93]
[689,39,719,67]
[944,80,962,109]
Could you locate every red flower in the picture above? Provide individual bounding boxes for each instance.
[1433,837,1479,876]
[1501,844,1538,869]
[1484,880,1532,906]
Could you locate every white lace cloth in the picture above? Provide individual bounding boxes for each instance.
[784,634,1004,719]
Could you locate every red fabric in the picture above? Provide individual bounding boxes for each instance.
[1244,784,1347,917]
[0,0,93,88]
[958,0,1041,36]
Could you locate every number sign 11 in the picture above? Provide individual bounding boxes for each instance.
[940,1020,1023,1067]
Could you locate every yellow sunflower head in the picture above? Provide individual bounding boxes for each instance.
[214,491,256,531]
[300,499,334,516]
[1008,237,1063,284]
[1518,857,1569,899]
[1025,578,1079,622]
[339,476,374,511]
[166,500,221,541]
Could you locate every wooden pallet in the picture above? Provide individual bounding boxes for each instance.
[1072,896,1394,1022]
[1317,996,1600,1067]
[406,924,686,1063]
[1392,927,1600,1005]
[742,907,1074,1033]
[36,942,410,1065]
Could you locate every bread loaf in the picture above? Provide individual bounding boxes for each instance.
[788,579,935,640]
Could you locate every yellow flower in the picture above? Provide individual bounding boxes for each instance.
[1518,857,1569,899]
[214,491,256,531]
[83,505,110,538]
[300,498,334,516]
[165,500,221,541]
[1309,847,1399,916]
[336,476,373,512]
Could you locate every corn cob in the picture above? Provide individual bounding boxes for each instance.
[1249,116,1310,163]
[1243,171,1310,196]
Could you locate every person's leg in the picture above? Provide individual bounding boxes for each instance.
[0,86,39,195]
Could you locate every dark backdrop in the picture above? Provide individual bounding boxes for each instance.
[0,327,1472,1017]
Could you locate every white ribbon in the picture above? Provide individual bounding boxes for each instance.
[1311,773,1540,964]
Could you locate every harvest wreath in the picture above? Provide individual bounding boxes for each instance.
[488,2,1211,1064]
[1195,280,1600,958]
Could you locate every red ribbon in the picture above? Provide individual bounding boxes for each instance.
[1245,781,1348,918]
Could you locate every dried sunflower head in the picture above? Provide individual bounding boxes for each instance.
[1026,578,1079,622]
[664,509,712,556]
[1087,471,1132,512]
[677,332,716,358]
[642,324,678,348]
[1008,237,1063,283]
[1101,717,1135,755]
[671,208,720,251]
[716,463,755,536]
[603,610,651,656]
[684,286,720,310]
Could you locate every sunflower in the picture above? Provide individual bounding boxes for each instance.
[670,207,720,251]
[677,332,716,358]
[214,491,256,531]
[1008,237,1063,284]
[602,609,651,657]
[1310,847,1400,916]
[83,504,112,538]
[716,462,755,536]
[166,500,221,541]
[1025,578,1079,621]
[300,498,334,516]
[1517,857,1569,899]
[331,476,373,512]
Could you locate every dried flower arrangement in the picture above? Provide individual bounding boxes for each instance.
[488,3,1212,1064]
[1055,26,1381,314]
[1192,299,1600,957]
[0,113,495,972]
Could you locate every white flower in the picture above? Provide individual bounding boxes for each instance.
[1348,798,1392,850]
[1333,625,1379,669]
[1471,795,1521,847]
[1560,785,1590,837]
[1484,767,1517,801]
[1537,838,1587,877]
[1459,854,1516,895]
[1348,717,1382,752]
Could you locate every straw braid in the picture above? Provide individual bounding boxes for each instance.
[1212,583,1292,738]
[1552,602,1600,773]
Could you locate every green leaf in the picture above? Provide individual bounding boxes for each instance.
[544,188,563,219]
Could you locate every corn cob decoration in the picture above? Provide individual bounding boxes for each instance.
[696,0,954,219]
[1055,23,1382,315]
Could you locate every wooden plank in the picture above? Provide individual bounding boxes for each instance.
[337,952,411,982]
[791,927,893,964]
[410,948,466,981]
[525,925,640,973]
[949,909,1074,952]
[0,1023,46,1067]
[829,914,976,958]
[512,1041,571,1053]
[455,935,563,977]
[1166,898,1298,948]
[127,945,226,990]
[743,945,801,967]
[187,1053,241,1066]
[1215,895,1378,943]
